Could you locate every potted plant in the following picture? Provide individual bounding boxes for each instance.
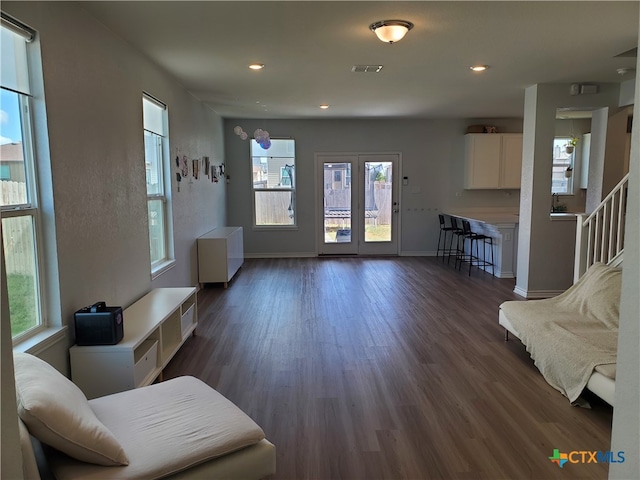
[565,136,578,154]
[565,166,573,178]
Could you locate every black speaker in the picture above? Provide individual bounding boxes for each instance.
[74,301,124,346]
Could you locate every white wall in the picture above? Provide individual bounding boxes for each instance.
[224,118,523,256]
[2,2,226,369]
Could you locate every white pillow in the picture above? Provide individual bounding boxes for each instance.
[13,352,129,466]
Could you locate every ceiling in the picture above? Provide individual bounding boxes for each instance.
[79,1,639,120]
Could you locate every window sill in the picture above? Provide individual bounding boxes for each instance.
[151,259,176,280]
[549,213,580,221]
[13,326,68,355]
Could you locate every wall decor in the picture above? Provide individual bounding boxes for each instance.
[193,158,199,179]
[181,155,189,177]
[234,125,271,149]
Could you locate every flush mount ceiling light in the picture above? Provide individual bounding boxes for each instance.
[369,20,414,44]
[470,65,489,72]
[319,104,330,109]
[249,64,265,70]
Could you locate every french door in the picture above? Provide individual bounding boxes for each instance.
[316,153,400,255]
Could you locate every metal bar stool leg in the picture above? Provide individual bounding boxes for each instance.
[487,237,495,276]
[447,217,461,265]
[470,235,478,276]
[437,228,444,258]
[455,233,464,270]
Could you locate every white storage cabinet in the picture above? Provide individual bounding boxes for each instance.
[198,226,244,287]
[464,133,523,189]
[70,287,197,399]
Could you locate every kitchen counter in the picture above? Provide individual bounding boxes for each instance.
[444,210,519,279]
[446,211,519,227]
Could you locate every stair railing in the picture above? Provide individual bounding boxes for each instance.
[574,173,629,282]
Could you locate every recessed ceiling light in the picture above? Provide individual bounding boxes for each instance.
[470,65,489,72]
[319,104,330,109]
[249,64,265,70]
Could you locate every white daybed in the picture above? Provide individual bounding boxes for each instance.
[499,262,622,406]
[14,352,276,479]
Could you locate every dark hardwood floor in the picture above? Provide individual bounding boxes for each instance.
[163,257,613,480]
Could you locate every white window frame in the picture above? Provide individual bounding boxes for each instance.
[142,93,174,277]
[1,14,48,343]
[250,138,296,228]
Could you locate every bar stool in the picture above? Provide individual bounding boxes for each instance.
[437,214,459,261]
[446,216,464,264]
[455,220,495,276]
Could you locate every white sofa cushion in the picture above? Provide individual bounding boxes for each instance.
[46,376,267,479]
[13,352,129,466]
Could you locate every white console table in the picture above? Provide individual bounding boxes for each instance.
[70,287,197,399]
[197,226,244,287]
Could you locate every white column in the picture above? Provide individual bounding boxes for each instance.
[609,11,640,477]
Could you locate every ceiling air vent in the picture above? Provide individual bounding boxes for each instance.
[352,65,383,73]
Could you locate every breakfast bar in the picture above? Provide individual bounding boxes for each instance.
[444,210,519,278]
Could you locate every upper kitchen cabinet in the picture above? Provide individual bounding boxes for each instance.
[464,133,523,189]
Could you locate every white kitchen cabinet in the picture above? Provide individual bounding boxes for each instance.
[70,287,197,399]
[464,133,523,189]
[197,226,244,287]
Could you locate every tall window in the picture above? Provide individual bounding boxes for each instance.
[142,94,173,274]
[1,16,45,340]
[552,137,574,194]
[251,138,296,226]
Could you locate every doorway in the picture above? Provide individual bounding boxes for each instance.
[316,153,400,255]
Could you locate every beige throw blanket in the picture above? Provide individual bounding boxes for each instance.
[500,263,622,403]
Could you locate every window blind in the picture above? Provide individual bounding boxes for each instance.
[0,19,31,95]
[143,94,166,136]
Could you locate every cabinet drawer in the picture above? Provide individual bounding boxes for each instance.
[181,304,195,336]
[133,340,158,387]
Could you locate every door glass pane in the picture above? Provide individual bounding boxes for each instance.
[2,215,40,337]
[323,162,351,243]
[364,162,392,242]
[148,199,166,264]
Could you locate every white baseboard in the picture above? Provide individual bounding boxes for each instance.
[244,252,317,259]
[399,251,437,257]
[513,286,564,299]
[246,252,442,258]
[495,270,515,279]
